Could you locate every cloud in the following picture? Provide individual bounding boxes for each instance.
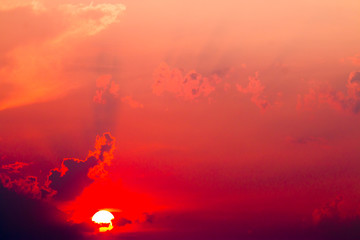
[0,0,45,12]
[313,196,343,225]
[236,72,270,110]
[0,161,40,198]
[121,96,144,109]
[114,217,132,227]
[298,72,360,114]
[0,184,91,240]
[152,62,219,100]
[93,74,120,104]
[0,174,41,199]
[0,2,126,111]
[138,212,155,224]
[47,133,115,201]
[59,2,126,37]
[1,161,30,173]
[312,197,360,240]
[349,54,360,66]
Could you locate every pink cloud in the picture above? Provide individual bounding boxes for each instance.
[298,72,360,114]
[93,74,120,104]
[236,72,270,110]
[0,0,45,12]
[121,96,144,109]
[0,2,126,111]
[349,54,360,66]
[152,62,219,100]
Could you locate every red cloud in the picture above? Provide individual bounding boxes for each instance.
[313,197,344,225]
[1,161,30,173]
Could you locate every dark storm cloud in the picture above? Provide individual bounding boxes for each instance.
[47,157,98,201]
[46,132,115,201]
[0,133,115,202]
[0,184,90,240]
[312,197,360,240]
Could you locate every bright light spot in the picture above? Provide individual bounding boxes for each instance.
[92,210,115,232]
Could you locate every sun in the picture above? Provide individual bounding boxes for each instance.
[92,210,115,232]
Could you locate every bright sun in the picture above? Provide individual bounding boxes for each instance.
[92,210,115,232]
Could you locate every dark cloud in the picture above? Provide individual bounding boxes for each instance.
[46,132,115,201]
[0,133,115,201]
[47,157,98,201]
[114,217,132,227]
[313,196,343,225]
[116,207,360,240]
[312,197,360,240]
[0,184,90,240]
[134,212,155,225]
[0,172,41,199]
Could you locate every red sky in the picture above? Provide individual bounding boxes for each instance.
[1,0,360,239]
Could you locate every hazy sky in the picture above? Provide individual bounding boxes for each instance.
[1,0,360,239]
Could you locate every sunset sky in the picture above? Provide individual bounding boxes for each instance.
[1,0,360,239]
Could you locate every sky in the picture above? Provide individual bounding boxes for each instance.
[1,0,360,239]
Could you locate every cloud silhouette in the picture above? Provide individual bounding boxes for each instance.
[0,184,92,240]
[312,197,360,240]
[46,132,115,201]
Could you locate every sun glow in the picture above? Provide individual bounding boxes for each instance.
[92,210,115,232]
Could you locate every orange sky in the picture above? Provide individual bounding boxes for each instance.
[1,0,360,239]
